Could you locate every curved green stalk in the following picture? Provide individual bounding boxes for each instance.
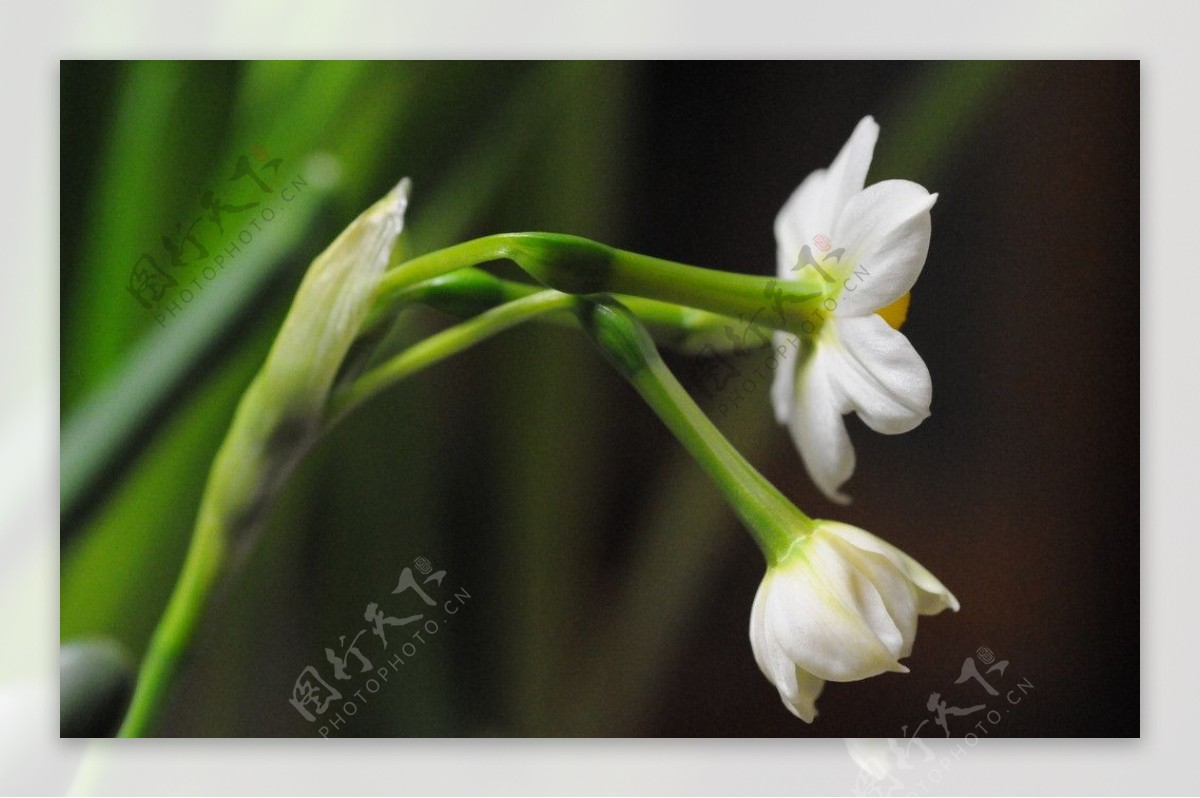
[327,290,577,426]
[575,298,812,563]
[369,267,775,354]
[369,233,826,335]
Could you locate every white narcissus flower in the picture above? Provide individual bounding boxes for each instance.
[749,521,958,722]
[771,116,936,504]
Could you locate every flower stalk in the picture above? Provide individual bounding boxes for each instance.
[575,297,811,563]
[327,289,577,426]
[368,233,828,336]
[368,266,776,354]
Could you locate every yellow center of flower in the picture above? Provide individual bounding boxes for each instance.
[876,292,911,330]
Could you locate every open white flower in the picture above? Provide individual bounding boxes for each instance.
[749,521,958,722]
[771,116,936,503]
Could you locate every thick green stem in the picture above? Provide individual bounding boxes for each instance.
[576,299,813,563]
[369,233,825,335]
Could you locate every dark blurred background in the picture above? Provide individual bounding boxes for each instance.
[60,61,1139,737]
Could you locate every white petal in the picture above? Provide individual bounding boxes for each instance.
[780,666,825,722]
[750,580,800,698]
[752,576,826,721]
[775,117,879,278]
[832,179,935,316]
[825,315,932,435]
[774,170,825,278]
[823,522,961,615]
[749,577,778,682]
[827,536,920,659]
[765,541,907,682]
[788,345,856,504]
[770,332,799,424]
[752,582,826,723]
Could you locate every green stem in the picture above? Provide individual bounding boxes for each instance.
[117,357,327,737]
[576,299,813,563]
[609,247,818,334]
[369,267,774,354]
[369,233,824,335]
[116,509,229,737]
[371,235,515,317]
[328,290,577,425]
